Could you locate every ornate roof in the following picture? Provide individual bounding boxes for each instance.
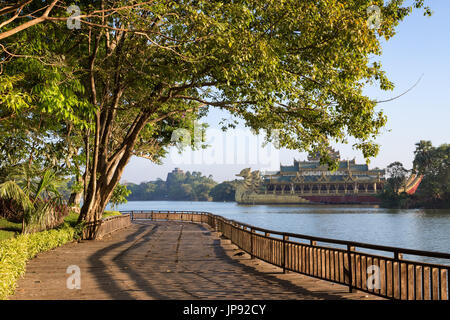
[265,157,385,183]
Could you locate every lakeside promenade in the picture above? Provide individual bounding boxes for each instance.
[11,220,381,300]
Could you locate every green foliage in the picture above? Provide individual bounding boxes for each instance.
[1,0,432,222]
[109,184,131,209]
[378,184,410,209]
[0,223,76,300]
[0,14,93,126]
[386,161,409,193]
[380,141,450,209]
[209,181,237,202]
[65,209,121,221]
[127,171,217,201]
[0,5,94,201]
[0,167,69,233]
[413,141,449,207]
[103,211,122,218]
[0,231,15,242]
[0,75,32,115]
[0,181,33,214]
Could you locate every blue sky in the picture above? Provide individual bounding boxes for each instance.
[122,1,450,183]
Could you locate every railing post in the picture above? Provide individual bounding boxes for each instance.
[309,240,316,277]
[347,245,355,293]
[394,251,403,300]
[250,228,255,259]
[394,251,403,260]
[283,234,289,273]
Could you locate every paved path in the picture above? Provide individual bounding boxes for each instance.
[11,221,383,300]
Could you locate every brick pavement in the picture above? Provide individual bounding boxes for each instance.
[10,220,383,300]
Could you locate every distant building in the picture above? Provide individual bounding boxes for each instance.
[263,158,385,203]
[236,150,388,204]
[166,168,185,184]
[236,150,423,205]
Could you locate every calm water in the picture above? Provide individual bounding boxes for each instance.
[109,201,450,263]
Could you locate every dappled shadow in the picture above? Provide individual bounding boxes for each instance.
[87,223,167,299]
[210,238,351,300]
[87,220,360,300]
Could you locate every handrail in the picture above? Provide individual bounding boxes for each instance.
[121,209,450,260]
[122,209,449,300]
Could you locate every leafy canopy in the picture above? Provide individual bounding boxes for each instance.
[0,0,433,222]
[2,0,431,163]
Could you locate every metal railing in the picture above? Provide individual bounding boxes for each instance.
[122,210,450,300]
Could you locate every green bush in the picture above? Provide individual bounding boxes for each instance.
[103,211,122,218]
[0,223,76,300]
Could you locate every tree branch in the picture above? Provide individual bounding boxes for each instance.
[0,0,59,41]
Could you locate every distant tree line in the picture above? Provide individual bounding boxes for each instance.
[124,139,450,208]
[380,141,449,209]
[125,171,237,202]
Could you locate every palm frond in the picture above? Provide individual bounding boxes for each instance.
[34,169,54,201]
[0,181,33,212]
[24,201,53,233]
[35,169,65,201]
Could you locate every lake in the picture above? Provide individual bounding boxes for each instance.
[108,201,450,263]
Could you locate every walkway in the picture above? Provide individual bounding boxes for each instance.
[11,221,383,300]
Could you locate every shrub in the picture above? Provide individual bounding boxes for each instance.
[0,223,76,299]
[103,211,122,218]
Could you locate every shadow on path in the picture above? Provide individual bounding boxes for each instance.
[88,221,359,300]
[87,223,166,299]
[210,238,351,300]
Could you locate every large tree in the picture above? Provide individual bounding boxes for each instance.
[386,161,409,194]
[1,0,432,231]
[413,141,449,204]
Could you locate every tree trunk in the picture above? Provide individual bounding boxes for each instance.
[68,192,82,208]
[68,174,83,210]
[78,153,131,239]
[78,112,148,238]
[77,31,150,236]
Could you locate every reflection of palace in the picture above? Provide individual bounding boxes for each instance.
[235,150,422,205]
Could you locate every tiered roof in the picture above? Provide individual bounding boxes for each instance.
[264,159,385,184]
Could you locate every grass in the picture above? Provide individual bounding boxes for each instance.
[0,218,22,242]
[63,211,79,227]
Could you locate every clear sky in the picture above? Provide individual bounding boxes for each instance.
[121,0,450,184]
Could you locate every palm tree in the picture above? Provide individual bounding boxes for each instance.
[0,165,66,233]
